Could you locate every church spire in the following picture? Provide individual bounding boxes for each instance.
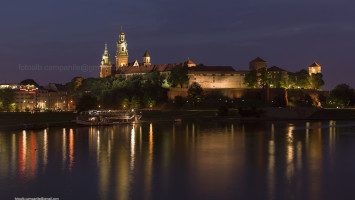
[100,43,113,78]
[101,43,111,65]
[104,43,108,56]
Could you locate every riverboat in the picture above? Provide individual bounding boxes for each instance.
[76,110,141,126]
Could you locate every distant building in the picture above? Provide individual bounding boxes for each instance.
[0,83,68,112]
[44,83,68,111]
[249,57,267,71]
[309,62,322,75]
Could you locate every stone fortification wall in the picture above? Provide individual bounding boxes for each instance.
[188,73,247,89]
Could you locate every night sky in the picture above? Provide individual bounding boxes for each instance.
[1,0,354,90]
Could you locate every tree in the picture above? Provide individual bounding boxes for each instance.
[187,82,204,105]
[143,71,163,87]
[173,96,185,108]
[0,89,15,111]
[258,68,269,88]
[244,68,269,88]
[72,74,169,110]
[296,69,311,89]
[142,72,167,106]
[144,97,156,109]
[66,77,83,96]
[20,79,39,87]
[130,96,141,109]
[76,93,98,112]
[168,65,189,88]
[121,97,130,109]
[269,72,288,88]
[244,70,258,88]
[288,75,297,89]
[310,73,325,90]
[328,84,355,107]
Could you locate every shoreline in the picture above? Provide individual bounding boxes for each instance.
[1,108,354,131]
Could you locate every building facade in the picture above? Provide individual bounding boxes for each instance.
[0,83,68,112]
[309,62,322,75]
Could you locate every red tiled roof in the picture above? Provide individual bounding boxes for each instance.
[117,63,184,74]
[268,66,286,72]
[187,59,195,65]
[309,62,321,67]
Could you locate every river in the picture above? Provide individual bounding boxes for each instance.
[1,120,355,200]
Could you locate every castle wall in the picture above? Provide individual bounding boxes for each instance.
[188,72,247,89]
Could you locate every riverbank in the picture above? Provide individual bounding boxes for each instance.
[1,108,354,131]
[141,108,355,121]
[0,112,76,131]
[309,108,355,120]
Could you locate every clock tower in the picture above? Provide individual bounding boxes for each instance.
[116,27,129,70]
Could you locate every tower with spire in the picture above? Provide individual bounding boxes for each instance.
[100,43,113,78]
[142,50,151,66]
[116,26,129,69]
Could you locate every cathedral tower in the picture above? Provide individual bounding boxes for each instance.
[116,28,129,69]
[142,50,151,66]
[100,43,113,78]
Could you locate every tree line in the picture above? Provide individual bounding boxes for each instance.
[69,71,169,112]
[244,68,324,90]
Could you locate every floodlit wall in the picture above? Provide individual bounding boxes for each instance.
[188,73,247,89]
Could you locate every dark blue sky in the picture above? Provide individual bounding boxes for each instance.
[1,0,354,90]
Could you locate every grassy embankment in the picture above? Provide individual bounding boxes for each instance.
[0,112,76,130]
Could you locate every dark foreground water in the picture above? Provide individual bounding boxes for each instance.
[1,120,355,200]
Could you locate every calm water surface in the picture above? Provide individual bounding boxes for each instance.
[1,120,355,200]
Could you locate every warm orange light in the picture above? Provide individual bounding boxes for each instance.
[69,129,74,171]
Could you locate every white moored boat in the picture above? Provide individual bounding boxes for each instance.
[76,110,141,126]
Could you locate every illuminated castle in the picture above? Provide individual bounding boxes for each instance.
[100,30,322,89]
[100,29,153,78]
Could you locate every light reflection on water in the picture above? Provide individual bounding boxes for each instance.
[1,121,355,199]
